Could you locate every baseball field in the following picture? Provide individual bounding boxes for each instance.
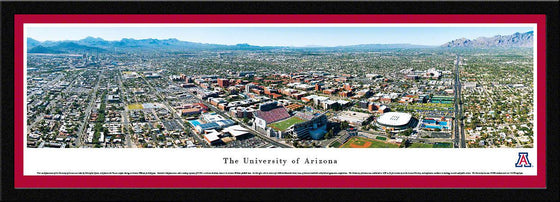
[340,136,399,148]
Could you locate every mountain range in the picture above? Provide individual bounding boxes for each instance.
[28,37,238,53]
[26,31,533,54]
[441,31,533,48]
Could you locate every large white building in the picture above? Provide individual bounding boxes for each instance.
[335,111,373,126]
[376,112,418,131]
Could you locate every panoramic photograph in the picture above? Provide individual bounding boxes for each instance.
[24,26,534,149]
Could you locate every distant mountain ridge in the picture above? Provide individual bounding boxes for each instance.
[337,43,434,49]
[29,41,107,54]
[28,37,230,53]
[441,31,533,48]
[26,37,435,54]
[27,31,533,54]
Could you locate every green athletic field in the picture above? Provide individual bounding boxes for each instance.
[433,142,453,148]
[329,141,341,148]
[340,136,399,148]
[409,143,434,148]
[268,117,306,131]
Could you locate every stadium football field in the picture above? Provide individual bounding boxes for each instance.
[268,117,306,131]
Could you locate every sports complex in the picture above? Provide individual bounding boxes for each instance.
[268,116,306,131]
[375,112,418,132]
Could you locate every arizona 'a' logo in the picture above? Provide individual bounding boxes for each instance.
[515,152,532,167]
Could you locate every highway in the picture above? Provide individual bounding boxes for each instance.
[453,55,466,148]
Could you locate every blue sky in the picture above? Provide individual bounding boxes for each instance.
[27,26,533,46]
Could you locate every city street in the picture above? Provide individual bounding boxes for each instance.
[453,55,466,148]
[75,70,103,147]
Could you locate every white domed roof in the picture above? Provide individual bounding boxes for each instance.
[377,112,413,127]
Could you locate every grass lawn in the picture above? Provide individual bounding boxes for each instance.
[375,136,387,141]
[330,141,341,148]
[433,142,453,148]
[127,103,144,110]
[268,117,305,131]
[409,143,434,148]
[396,103,454,111]
[340,136,399,148]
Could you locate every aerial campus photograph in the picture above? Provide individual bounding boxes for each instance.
[24,26,535,149]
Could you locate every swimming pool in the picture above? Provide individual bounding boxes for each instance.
[188,120,202,127]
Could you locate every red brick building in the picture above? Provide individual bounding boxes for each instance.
[217,78,229,88]
[339,91,353,97]
[323,89,337,95]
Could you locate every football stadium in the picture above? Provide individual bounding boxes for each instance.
[287,112,328,140]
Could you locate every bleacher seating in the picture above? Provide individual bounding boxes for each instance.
[254,107,290,124]
[295,112,314,121]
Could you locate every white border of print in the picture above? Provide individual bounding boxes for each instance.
[23,23,538,176]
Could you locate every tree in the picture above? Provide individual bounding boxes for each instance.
[93,131,100,144]
[324,129,334,139]
[403,139,412,148]
[341,121,350,130]
[284,133,293,140]
[103,127,110,136]
[402,128,413,136]
[386,129,393,138]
